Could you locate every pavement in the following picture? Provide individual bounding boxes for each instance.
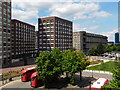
[0,71,113,89]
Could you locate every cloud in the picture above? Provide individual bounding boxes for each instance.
[101,29,118,42]
[49,3,111,20]
[91,11,112,18]
[12,8,39,21]
[12,0,56,24]
[12,1,112,25]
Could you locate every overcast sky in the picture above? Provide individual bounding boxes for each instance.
[11,0,118,42]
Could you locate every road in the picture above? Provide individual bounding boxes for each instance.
[0,71,113,89]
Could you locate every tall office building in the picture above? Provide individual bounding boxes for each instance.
[38,16,72,52]
[115,32,119,43]
[0,0,12,67]
[11,19,35,63]
[73,31,108,53]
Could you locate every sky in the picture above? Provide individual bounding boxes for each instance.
[11,0,119,42]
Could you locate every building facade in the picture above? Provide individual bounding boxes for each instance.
[0,0,12,67]
[115,32,119,44]
[11,19,35,63]
[38,16,73,52]
[35,31,39,57]
[35,31,38,50]
[73,31,108,53]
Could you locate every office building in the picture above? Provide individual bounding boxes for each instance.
[115,32,119,44]
[0,0,12,67]
[11,19,35,62]
[73,31,108,53]
[38,16,73,52]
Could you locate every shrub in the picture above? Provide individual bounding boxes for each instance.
[3,71,21,80]
[102,85,120,90]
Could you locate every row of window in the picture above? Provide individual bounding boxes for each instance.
[15,23,34,30]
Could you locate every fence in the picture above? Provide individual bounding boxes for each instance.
[83,70,113,75]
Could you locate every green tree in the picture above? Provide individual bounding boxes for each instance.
[62,49,78,84]
[116,46,120,51]
[76,51,90,80]
[111,46,117,51]
[110,62,120,89]
[88,47,97,56]
[35,48,62,87]
[106,45,112,52]
[105,45,120,52]
[96,43,105,55]
[62,50,89,84]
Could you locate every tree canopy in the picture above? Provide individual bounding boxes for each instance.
[35,48,90,87]
[110,62,120,89]
[35,48,62,87]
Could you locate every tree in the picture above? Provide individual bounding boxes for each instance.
[62,49,78,84]
[106,45,112,52]
[96,43,105,55]
[36,48,90,86]
[35,48,62,87]
[76,51,90,80]
[62,50,90,84]
[88,47,97,56]
[110,62,120,89]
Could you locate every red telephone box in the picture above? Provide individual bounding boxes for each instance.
[21,67,35,82]
[30,72,42,87]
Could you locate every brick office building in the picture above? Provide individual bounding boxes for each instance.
[0,0,12,67]
[11,19,35,63]
[38,16,73,52]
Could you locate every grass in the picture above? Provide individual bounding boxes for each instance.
[87,61,119,72]
[3,71,21,80]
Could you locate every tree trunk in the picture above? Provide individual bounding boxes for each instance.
[80,70,82,81]
[66,72,68,78]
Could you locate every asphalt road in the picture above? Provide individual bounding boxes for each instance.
[0,71,113,89]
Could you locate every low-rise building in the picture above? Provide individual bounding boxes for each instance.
[73,31,108,53]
